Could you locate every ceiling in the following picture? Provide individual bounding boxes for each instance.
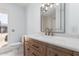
[14,3,28,7]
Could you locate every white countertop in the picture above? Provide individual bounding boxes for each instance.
[25,34,79,52]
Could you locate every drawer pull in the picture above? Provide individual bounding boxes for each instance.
[32,45,39,48]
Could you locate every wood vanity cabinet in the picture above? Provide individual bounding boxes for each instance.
[24,38,46,56]
[73,52,79,56]
[24,37,79,56]
[46,46,73,56]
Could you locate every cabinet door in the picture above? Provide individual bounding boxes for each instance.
[30,47,41,56]
[47,47,59,56]
[73,52,79,56]
[24,39,32,56]
[47,47,72,56]
[24,44,31,56]
[29,39,46,56]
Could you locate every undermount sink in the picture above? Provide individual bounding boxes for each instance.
[33,34,52,39]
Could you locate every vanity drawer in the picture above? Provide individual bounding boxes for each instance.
[47,47,72,56]
[46,44,73,55]
[73,52,79,56]
[28,38,46,55]
[25,39,31,44]
[25,44,41,56]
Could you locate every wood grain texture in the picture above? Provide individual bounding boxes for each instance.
[24,37,79,56]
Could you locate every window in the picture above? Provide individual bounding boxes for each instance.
[0,13,8,47]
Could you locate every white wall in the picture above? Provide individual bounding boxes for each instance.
[0,3,26,43]
[25,3,41,34]
[65,3,79,35]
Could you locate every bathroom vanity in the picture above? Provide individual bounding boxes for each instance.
[23,34,79,56]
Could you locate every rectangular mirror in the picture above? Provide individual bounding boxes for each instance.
[40,3,65,33]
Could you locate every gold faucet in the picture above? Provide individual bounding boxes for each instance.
[45,28,50,35]
[50,28,53,36]
[45,28,53,36]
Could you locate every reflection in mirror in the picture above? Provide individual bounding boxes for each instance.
[41,3,65,33]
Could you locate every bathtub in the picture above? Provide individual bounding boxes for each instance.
[0,42,23,56]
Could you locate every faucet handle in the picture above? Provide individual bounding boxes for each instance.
[49,28,53,36]
[45,28,49,35]
[50,32,53,36]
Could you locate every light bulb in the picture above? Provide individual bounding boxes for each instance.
[45,7,48,10]
[41,4,45,8]
[50,4,53,8]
